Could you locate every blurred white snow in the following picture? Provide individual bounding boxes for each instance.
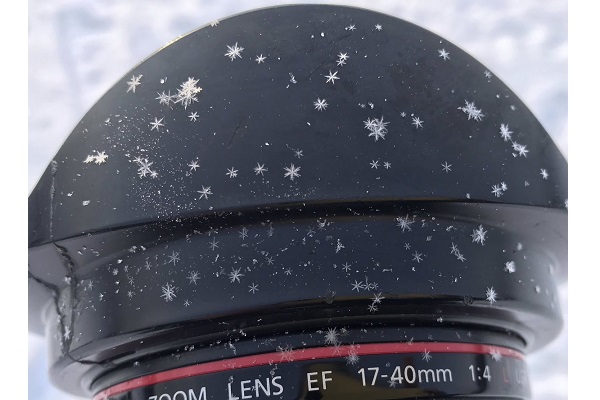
[28,1,568,399]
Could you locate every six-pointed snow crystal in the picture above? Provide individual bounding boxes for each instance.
[324,70,340,84]
[471,225,487,245]
[459,100,484,121]
[438,49,450,60]
[175,77,203,109]
[228,268,244,283]
[225,42,244,60]
[411,116,424,128]
[149,117,164,131]
[485,287,498,304]
[197,186,213,200]
[254,163,268,176]
[126,74,142,93]
[283,164,301,181]
[499,124,513,141]
[314,98,328,111]
[255,54,266,64]
[160,283,177,302]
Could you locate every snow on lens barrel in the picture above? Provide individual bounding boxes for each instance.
[28,5,567,400]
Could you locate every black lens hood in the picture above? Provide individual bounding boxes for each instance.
[28,5,567,398]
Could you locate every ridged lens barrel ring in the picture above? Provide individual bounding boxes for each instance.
[28,5,567,400]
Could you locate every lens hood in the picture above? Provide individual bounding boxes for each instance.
[28,5,567,399]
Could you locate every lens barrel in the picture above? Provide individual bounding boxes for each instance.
[28,5,567,399]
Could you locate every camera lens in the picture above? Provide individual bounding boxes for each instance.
[28,5,567,400]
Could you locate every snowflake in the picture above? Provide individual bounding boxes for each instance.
[226,167,238,178]
[209,237,219,251]
[499,124,512,141]
[156,91,173,106]
[255,54,266,64]
[384,161,392,169]
[150,117,164,131]
[422,349,432,362]
[484,70,493,79]
[367,303,378,313]
[485,287,497,304]
[396,214,414,232]
[324,70,340,84]
[127,291,134,299]
[210,19,220,27]
[364,277,378,291]
[412,251,423,263]
[83,154,95,164]
[438,49,450,60]
[471,225,487,245]
[450,243,459,255]
[277,345,295,362]
[188,160,200,172]
[346,351,360,365]
[187,271,200,285]
[374,24,383,31]
[188,112,199,122]
[441,162,452,173]
[284,268,292,275]
[184,299,191,307]
[342,262,352,272]
[351,280,365,292]
[126,74,143,93]
[490,348,502,361]
[283,164,301,181]
[501,182,508,191]
[364,116,389,141]
[345,24,356,31]
[371,292,385,304]
[412,116,424,128]
[252,163,268,176]
[160,283,177,302]
[491,184,503,198]
[248,283,259,294]
[458,100,484,121]
[228,268,244,283]
[166,251,180,265]
[336,52,349,66]
[512,142,529,157]
[239,227,248,240]
[324,328,340,346]
[504,261,516,273]
[370,160,380,169]
[294,149,303,159]
[404,243,411,250]
[175,77,202,110]
[225,42,244,60]
[540,168,549,179]
[197,186,213,200]
[314,98,328,111]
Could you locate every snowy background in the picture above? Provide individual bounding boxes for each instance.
[28,1,567,399]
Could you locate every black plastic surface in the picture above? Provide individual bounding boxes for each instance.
[28,5,567,398]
